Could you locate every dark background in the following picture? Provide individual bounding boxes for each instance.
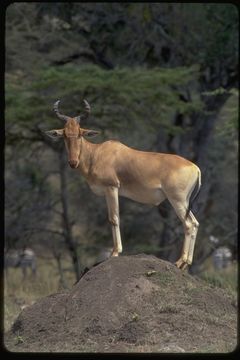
[5,3,238,281]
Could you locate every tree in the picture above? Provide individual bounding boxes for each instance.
[5,3,238,277]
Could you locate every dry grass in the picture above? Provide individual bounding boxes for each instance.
[199,260,238,296]
[4,255,75,332]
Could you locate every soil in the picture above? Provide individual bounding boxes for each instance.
[4,254,237,353]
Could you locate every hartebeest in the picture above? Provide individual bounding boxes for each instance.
[45,99,201,270]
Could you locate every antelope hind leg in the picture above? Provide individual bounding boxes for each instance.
[175,212,198,270]
[105,186,122,257]
[167,198,192,270]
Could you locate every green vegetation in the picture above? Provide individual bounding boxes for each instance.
[6,64,203,141]
[155,271,176,286]
[131,312,140,322]
[4,5,238,354]
[199,262,238,295]
[5,3,238,290]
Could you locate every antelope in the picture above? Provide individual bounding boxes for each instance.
[4,247,36,279]
[45,99,201,270]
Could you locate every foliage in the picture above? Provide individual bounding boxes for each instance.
[6,3,238,81]
[5,3,238,277]
[5,63,203,145]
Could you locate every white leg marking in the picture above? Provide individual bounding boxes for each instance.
[187,211,199,264]
[105,187,122,256]
[167,198,193,268]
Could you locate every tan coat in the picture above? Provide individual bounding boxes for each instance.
[46,101,201,270]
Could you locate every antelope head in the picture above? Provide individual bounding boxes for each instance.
[45,99,100,168]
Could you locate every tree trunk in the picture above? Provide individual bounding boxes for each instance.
[56,254,67,289]
[157,201,182,262]
[155,89,231,268]
[58,150,81,281]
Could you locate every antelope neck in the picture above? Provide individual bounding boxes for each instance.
[78,137,98,178]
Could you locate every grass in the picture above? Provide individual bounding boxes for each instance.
[4,255,75,332]
[199,260,238,296]
[158,304,180,314]
[154,271,176,286]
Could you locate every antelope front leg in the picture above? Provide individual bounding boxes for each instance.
[105,186,122,257]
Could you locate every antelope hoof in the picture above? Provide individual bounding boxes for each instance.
[111,250,119,257]
[175,258,189,270]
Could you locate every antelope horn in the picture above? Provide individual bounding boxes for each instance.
[75,99,91,123]
[53,100,69,122]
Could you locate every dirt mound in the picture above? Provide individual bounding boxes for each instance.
[4,254,237,353]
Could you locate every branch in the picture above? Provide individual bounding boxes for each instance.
[24,227,64,237]
[51,208,63,217]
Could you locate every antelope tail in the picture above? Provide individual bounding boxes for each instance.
[186,169,201,219]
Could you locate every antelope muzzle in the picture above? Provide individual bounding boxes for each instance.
[68,159,79,168]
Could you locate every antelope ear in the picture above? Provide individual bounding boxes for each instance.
[81,129,101,138]
[45,129,64,140]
